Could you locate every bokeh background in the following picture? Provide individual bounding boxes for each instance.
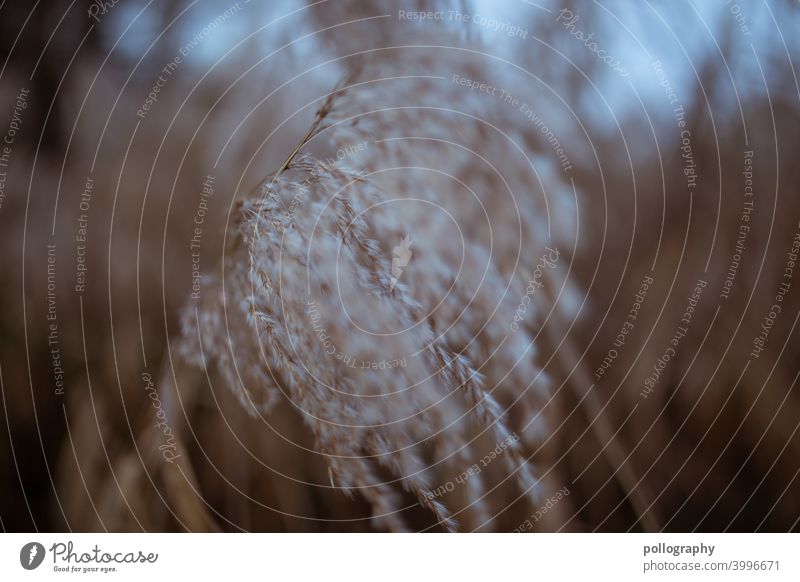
[0,0,799,532]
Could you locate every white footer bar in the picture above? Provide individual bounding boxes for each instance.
[1,533,796,580]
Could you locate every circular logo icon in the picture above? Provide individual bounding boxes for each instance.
[20,542,45,570]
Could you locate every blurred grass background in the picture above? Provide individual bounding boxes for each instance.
[0,0,798,531]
